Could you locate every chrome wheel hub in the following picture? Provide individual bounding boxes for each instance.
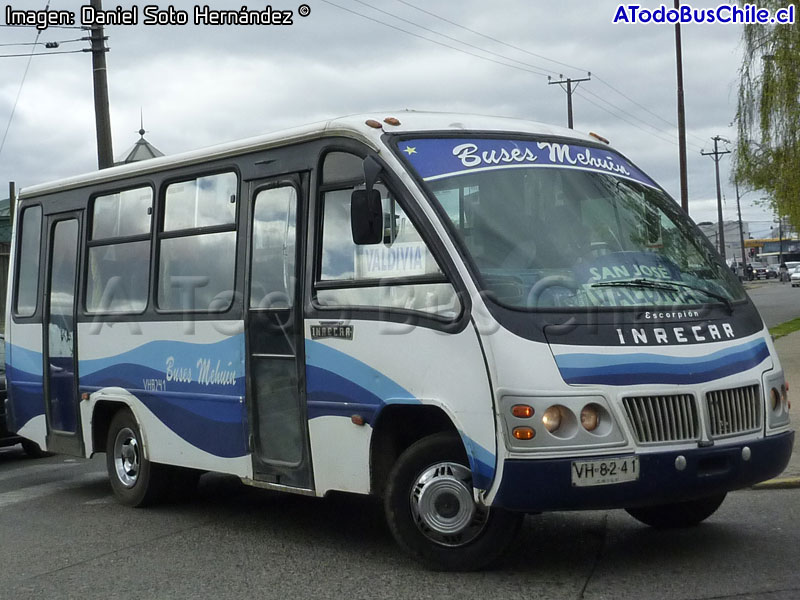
[114,427,140,488]
[410,462,488,547]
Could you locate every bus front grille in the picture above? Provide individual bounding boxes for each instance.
[706,384,761,438]
[622,394,699,444]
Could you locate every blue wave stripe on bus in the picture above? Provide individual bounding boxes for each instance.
[555,338,770,385]
[306,340,411,401]
[5,346,46,430]
[6,343,44,377]
[305,339,495,488]
[78,336,248,457]
[81,364,246,400]
[79,335,246,379]
[80,371,247,457]
[131,391,247,458]
[5,376,45,430]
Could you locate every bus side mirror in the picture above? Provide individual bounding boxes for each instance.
[351,189,383,245]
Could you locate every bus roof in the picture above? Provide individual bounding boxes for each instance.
[19,111,599,199]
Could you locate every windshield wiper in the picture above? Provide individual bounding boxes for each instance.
[591,278,733,313]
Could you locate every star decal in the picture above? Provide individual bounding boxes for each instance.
[403,146,417,156]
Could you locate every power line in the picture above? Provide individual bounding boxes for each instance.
[573,89,685,149]
[0,37,88,48]
[392,0,709,148]
[593,75,708,147]
[350,0,553,77]
[318,0,550,77]
[328,0,713,155]
[393,0,588,75]
[579,87,705,152]
[0,49,87,58]
[0,24,84,29]
[353,0,547,76]
[0,0,53,160]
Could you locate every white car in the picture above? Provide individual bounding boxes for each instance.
[791,266,800,287]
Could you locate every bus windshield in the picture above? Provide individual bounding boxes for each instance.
[399,137,746,310]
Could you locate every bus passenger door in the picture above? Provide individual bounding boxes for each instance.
[42,212,83,455]
[246,176,312,489]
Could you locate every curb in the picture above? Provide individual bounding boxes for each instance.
[750,476,800,490]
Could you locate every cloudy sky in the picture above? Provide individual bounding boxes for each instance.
[0,0,782,236]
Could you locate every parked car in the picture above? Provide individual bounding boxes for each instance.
[784,261,800,283]
[0,334,49,457]
[791,265,800,288]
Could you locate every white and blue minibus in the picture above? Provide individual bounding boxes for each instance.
[4,112,792,570]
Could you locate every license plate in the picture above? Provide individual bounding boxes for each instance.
[571,456,639,487]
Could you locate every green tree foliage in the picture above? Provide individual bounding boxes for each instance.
[734,1,800,230]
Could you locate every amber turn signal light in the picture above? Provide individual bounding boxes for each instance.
[511,404,534,418]
[512,427,535,440]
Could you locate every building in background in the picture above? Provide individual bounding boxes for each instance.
[697,220,751,264]
[115,126,164,165]
[747,237,800,264]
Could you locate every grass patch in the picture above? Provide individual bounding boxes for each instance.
[770,317,800,340]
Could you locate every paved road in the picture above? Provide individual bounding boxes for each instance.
[746,280,800,328]
[1,446,799,599]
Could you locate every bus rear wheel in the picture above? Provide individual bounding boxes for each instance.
[384,433,523,571]
[625,493,726,529]
[21,440,51,458]
[106,409,168,507]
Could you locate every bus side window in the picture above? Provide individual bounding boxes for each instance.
[316,151,460,319]
[250,185,297,309]
[86,187,152,314]
[157,172,238,312]
[15,205,43,317]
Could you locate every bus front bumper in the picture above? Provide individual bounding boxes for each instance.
[492,431,794,512]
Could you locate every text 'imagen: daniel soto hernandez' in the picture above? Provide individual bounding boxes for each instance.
[4,4,312,30]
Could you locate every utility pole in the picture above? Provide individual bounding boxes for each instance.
[548,73,591,129]
[778,215,784,264]
[701,135,731,260]
[734,181,747,272]
[90,0,114,169]
[674,0,689,214]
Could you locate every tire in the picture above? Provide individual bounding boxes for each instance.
[384,433,523,571]
[106,409,169,507]
[625,493,726,529]
[21,439,52,458]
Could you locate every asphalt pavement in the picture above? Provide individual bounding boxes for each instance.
[744,279,800,328]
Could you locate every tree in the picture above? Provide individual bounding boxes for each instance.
[734,0,800,231]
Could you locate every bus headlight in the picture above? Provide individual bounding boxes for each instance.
[764,371,790,430]
[542,405,564,433]
[770,387,781,412]
[581,404,600,432]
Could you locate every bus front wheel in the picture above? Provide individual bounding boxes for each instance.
[384,433,523,571]
[625,493,726,529]
[106,409,168,507]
